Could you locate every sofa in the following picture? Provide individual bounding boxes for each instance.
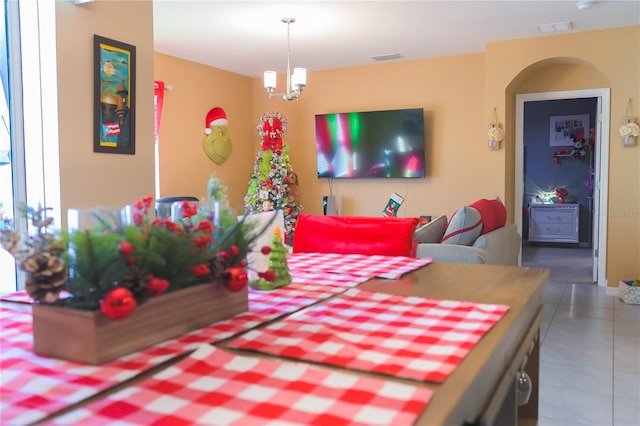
[291,198,521,265]
[412,198,522,266]
[415,223,521,265]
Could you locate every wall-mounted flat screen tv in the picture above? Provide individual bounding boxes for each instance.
[315,108,425,179]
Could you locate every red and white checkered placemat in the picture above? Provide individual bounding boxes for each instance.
[48,345,432,426]
[0,270,364,306]
[229,288,510,383]
[288,252,433,279]
[0,277,362,425]
[1,291,48,304]
[0,307,156,425]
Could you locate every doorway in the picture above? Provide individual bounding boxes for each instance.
[515,89,610,287]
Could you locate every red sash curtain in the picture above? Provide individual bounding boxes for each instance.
[154,81,165,141]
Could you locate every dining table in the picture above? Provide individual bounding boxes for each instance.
[0,252,548,426]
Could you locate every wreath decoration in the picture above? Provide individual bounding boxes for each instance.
[257,112,288,151]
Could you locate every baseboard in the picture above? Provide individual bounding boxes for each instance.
[523,241,591,249]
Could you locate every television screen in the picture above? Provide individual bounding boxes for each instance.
[315,108,425,179]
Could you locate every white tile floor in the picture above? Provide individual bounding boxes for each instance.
[538,281,640,425]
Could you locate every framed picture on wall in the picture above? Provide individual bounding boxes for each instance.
[93,35,136,154]
[549,114,589,147]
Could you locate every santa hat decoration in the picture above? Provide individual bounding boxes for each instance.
[204,107,228,135]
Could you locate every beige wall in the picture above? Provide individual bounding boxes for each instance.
[155,26,639,286]
[485,25,639,288]
[55,1,156,222]
[153,54,254,212]
[250,54,492,219]
[52,1,636,287]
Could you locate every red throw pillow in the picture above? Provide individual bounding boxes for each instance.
[469,198,507,235]
[293,214,419,257]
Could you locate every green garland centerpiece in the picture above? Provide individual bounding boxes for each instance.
[1,184,277,319]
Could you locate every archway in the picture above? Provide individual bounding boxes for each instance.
[507,58,609,286]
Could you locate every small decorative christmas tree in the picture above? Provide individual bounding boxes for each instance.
[207,172,230,212]
[250,226,291,291]
[244,112,303,246]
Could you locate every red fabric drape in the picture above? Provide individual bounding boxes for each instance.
[154,81,165,141]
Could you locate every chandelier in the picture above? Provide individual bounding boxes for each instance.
[263,17,306,101]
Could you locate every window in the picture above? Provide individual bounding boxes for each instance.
[0,0,60,294]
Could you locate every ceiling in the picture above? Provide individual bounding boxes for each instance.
[153,1,640,79]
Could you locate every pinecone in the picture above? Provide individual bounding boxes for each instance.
[21,251,68,303]
[118,266,152,305]
[207,256,228,280]
[1,229,23,257]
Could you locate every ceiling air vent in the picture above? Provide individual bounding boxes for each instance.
[371,53,403,62]
[537,21,573,34]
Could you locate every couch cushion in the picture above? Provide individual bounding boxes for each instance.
[441,206,482,246]
[413,215,448,243]
[293,214,419,256]
[469,198,507,235]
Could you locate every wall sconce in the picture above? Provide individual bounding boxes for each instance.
[619,98,639,147]
[488,107,504,150]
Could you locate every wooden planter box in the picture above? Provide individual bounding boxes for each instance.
[32,282,248,365]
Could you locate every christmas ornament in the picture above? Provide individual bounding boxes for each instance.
[101,287,137,319]
[203,107,232,164]
[249,226,291,291]
[258,269,276,282]
[148,277,169,295]
[118,241,133,256]
[223,267,248,292]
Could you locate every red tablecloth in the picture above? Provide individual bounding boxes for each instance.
[229,288,510,383]
[0,253,440,424]
[47,345,432,426]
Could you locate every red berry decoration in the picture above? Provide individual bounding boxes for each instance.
[229,245,240,256]
[258,269,276,282]
[101,287,137,319]
[148,277,169,296]
[238,259,247,267]
[223,267,248,292]
[260,246,271,255]
[217,251,229,261]
[125,256,137,266]
[118,241,133,256]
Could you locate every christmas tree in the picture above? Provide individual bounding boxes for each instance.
[244,112,303,246]
[250,226,292,291]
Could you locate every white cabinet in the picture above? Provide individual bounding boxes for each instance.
[528,204,579,243]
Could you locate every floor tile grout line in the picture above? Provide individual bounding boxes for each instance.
[541,282,566,344]
[610,300,617,425]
